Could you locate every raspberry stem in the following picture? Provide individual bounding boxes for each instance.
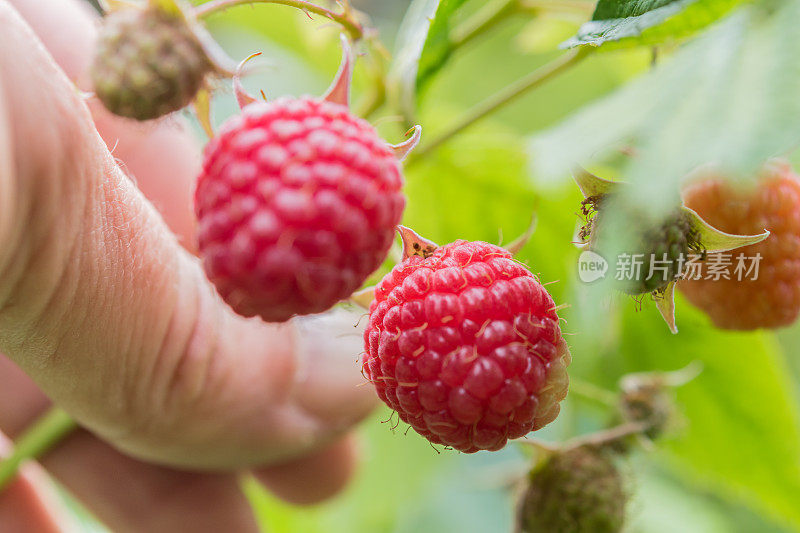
[562,421,650,452]
[194,0,364,41]
[518,0,595,15]
[0,408,77,491]
[355,34,389,119]
[569,377,618,407]
[409,47,590,163]
[449,0,521,51]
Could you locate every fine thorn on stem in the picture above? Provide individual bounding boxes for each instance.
[0,408,77,491]
[409,47,590,163]
[194,0,364,41]
[662,360,704,387]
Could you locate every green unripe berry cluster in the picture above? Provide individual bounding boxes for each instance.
[517,445,626,533]
[91,7,211,120]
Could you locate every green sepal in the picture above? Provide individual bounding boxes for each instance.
[683,206,770,253]
[573,166,622,199]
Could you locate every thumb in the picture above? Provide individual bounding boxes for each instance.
[0,1,373,470]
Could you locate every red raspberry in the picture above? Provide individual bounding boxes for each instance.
[678,161,800,329]
[363,234,571,453]
[195,43,419,322]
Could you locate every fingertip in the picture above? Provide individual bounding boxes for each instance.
[291,308,378,426]
[253,434,359,506]
[7,0,98,88]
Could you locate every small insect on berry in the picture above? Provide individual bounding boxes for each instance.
[580,193,702,296]
[362,227,570,453]
[195,38,422,322]
[572,167,769,333]
[91,0,219,120]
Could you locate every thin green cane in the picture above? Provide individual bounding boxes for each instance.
[0,408,77,491]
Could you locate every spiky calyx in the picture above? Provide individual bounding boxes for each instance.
[619,375,672,440]
[678,161,800,330]
[517,446,626,533]
[363,236,570,453]
[91,5,212,120]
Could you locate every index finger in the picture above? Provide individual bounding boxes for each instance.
[10,0,200,247]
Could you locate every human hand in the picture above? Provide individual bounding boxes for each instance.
[0,0,375,530]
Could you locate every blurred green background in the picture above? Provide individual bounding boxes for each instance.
[72,0,800,531]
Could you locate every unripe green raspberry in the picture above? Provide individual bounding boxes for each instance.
[91,6,212,120]
[517,446,626,533]
[632,209,696,294]
[583,197,700,295]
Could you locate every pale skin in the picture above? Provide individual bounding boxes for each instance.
[0,0,376,530]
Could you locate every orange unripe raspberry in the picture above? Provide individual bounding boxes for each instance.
[679,161,800,330]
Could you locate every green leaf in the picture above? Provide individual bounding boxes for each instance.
[567,286,800,529]
[415,0,472,89]
[614,305,800,529]
[390,0,470,118]
[533,1,800,213]
[563,0,744,49]
[517,17,582,55]
[593,0,684,19]
[631,461,794,533]
[404,133,536,242]
[404,127,579,304]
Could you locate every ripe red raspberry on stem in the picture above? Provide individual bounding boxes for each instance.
[678,160,800,330]
[362,227,571,453]
[194,38,421,322]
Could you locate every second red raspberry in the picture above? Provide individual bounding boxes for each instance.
[363,238,571,453]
